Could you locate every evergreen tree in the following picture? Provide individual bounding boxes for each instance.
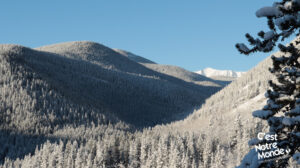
[236,0,300,167]
[169,140,181,168]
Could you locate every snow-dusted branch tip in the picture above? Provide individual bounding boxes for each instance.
[236,43,250,53]
[256,6,282,18]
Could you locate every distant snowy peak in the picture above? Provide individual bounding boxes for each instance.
[196,67,246,78]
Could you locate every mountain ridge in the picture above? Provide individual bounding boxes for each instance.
[114,48,232,87]
[196,67,246,78]
[113,49,156,64]
[27,41,224,127]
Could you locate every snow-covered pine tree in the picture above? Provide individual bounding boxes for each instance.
[236,0,300,167]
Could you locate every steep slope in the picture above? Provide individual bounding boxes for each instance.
[147,43,288,167]
[0,44,131,163]
[0,44,122,133]
[171,51,274,134]
[35,41,223,127]
[164,41,300,157]
[113,49,156,64]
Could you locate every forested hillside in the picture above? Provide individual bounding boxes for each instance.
[173,50,274,132]
[2,40,298,167]
[0,42,231,167]
[163,39,300,167]
[36,41,224,127]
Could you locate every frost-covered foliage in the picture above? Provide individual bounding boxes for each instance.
[236,0,300,55]
[160,44,277,167]
[236,0,300,167]
[256,6,282,18]
[1,115,260,168]
[0,42,232,167]
[0,41,282,167]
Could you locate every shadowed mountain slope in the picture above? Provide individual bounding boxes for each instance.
[113,49,156,64]
[0,44,122,133]
[0,41,222,127]
[113,48,231,87]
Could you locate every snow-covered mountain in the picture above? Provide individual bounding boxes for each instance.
[114,49,231,87]
[31,41,229,127]
[195,67,246,78]
[0,41,231,168]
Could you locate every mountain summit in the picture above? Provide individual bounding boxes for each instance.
[196,67,246,78]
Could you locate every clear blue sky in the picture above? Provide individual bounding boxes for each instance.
[0,0,293,71]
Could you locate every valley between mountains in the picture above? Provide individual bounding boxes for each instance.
[0,40,284,167]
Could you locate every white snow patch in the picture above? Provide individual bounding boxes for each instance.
[195,67,246,78]
[284,1,293,10]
